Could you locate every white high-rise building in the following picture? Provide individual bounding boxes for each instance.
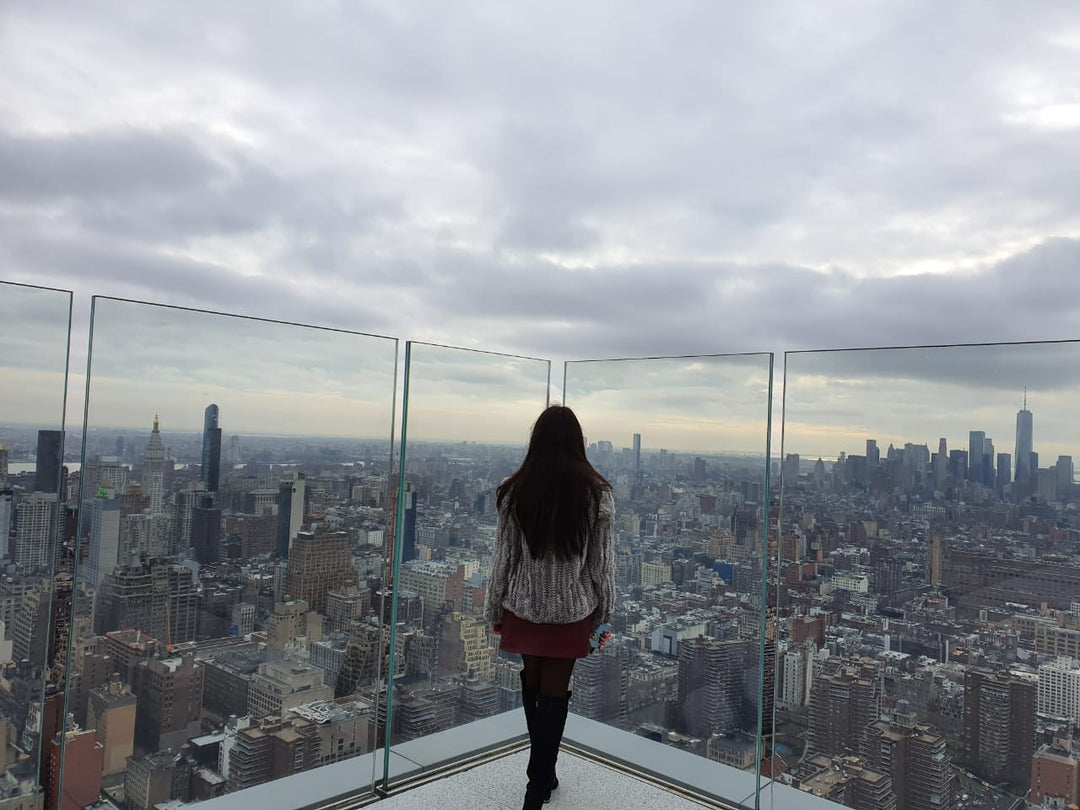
[641,561,672,586]
[89,494,121,586]
[85,455,129,495]
[1037,657,1080,722]
[780,640,818,709]
[13,492,54,570]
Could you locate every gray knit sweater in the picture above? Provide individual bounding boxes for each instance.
[484,487,616,629]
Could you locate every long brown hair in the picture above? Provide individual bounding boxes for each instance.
[497,405,611,561]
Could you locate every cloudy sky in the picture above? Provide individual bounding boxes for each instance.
[3,3,1080,448]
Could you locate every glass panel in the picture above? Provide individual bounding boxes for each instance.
[774,341,1080,810]
[383,342,550,781]
[64,297,396,806]
[0,281,73,808]
[563,354,774,807]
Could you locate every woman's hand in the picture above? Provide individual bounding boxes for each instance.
[491,623,502,635]
[597,630,612,650]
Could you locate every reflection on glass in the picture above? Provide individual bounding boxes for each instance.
[384,343,549,776]
[64,297,396,806]
[775,342,1080,810]
[0,281,72,808]
[564,354,773,803]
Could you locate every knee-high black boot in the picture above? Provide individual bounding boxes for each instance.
[523,692,570,809]
[521,676,560,808]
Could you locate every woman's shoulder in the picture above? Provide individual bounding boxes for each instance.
[496,478,514,514]
[597,486,615,515]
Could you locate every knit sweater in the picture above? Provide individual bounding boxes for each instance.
[485,487,615,629]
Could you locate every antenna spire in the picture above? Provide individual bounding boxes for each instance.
[1024,387,1027,410]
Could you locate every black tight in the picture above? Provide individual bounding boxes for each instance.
[521,654,576,698]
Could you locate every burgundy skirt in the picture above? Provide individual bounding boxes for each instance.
[499,609,593,659]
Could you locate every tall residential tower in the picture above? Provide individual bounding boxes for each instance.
[201,404,222,493]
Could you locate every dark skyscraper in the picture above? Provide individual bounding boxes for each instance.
[35,430,63,493]
[275,475,308,559]
[401,483,417,563]
[964,668,1036,790]
[201,404,222,493]
[191,496,222,566]
[866,439,880,468]
[996,453,1012,493]
[968,431,985,484]
[1015,395,1034,487]
[948,450,968,481]
[632,433,642,475]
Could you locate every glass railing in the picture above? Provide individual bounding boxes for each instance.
[8,283,1075,810]
[0,281,73,809]
[773,341,1080,810]
[383,341,550,782]
[60,297,398,807]
[564,353,774,806]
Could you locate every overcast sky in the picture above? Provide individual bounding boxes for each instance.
[3,3,1080,447]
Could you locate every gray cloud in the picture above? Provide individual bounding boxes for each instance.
[80,296,399,436]
[0,282,72,426]
[565,354,774,454]
[0,130,220,201]
[2,0,1080,422]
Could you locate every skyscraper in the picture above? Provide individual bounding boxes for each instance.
[572,642,629,726]
[982,437,995,487]
[88,493,122,586]
[131,654,204,753]
[1016,396,1034,488]
[0,489,11,560]
[201,404,222,493]
[191,495,222,565]
[95,563,198,645]
[275,474,307,558]
[996,453,1012,493]
[677,637,746,739]
[143,417,165,514]
[13,492,55,570]
[964,668,1036,789]
[283,530,355,613]
[34,429,63,494]
[862,719,954,810]
[866,439,880,468]
[1056,456,1074,498]
[932,438,947,489]
[948,450,968,481]
[632,433,642,476]
[0,444,8,488]
[968,431,985,484]
[806,659,882,758]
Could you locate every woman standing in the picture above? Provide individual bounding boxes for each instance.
[485,405,616,809]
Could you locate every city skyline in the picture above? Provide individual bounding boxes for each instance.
[783,342,1080,460]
